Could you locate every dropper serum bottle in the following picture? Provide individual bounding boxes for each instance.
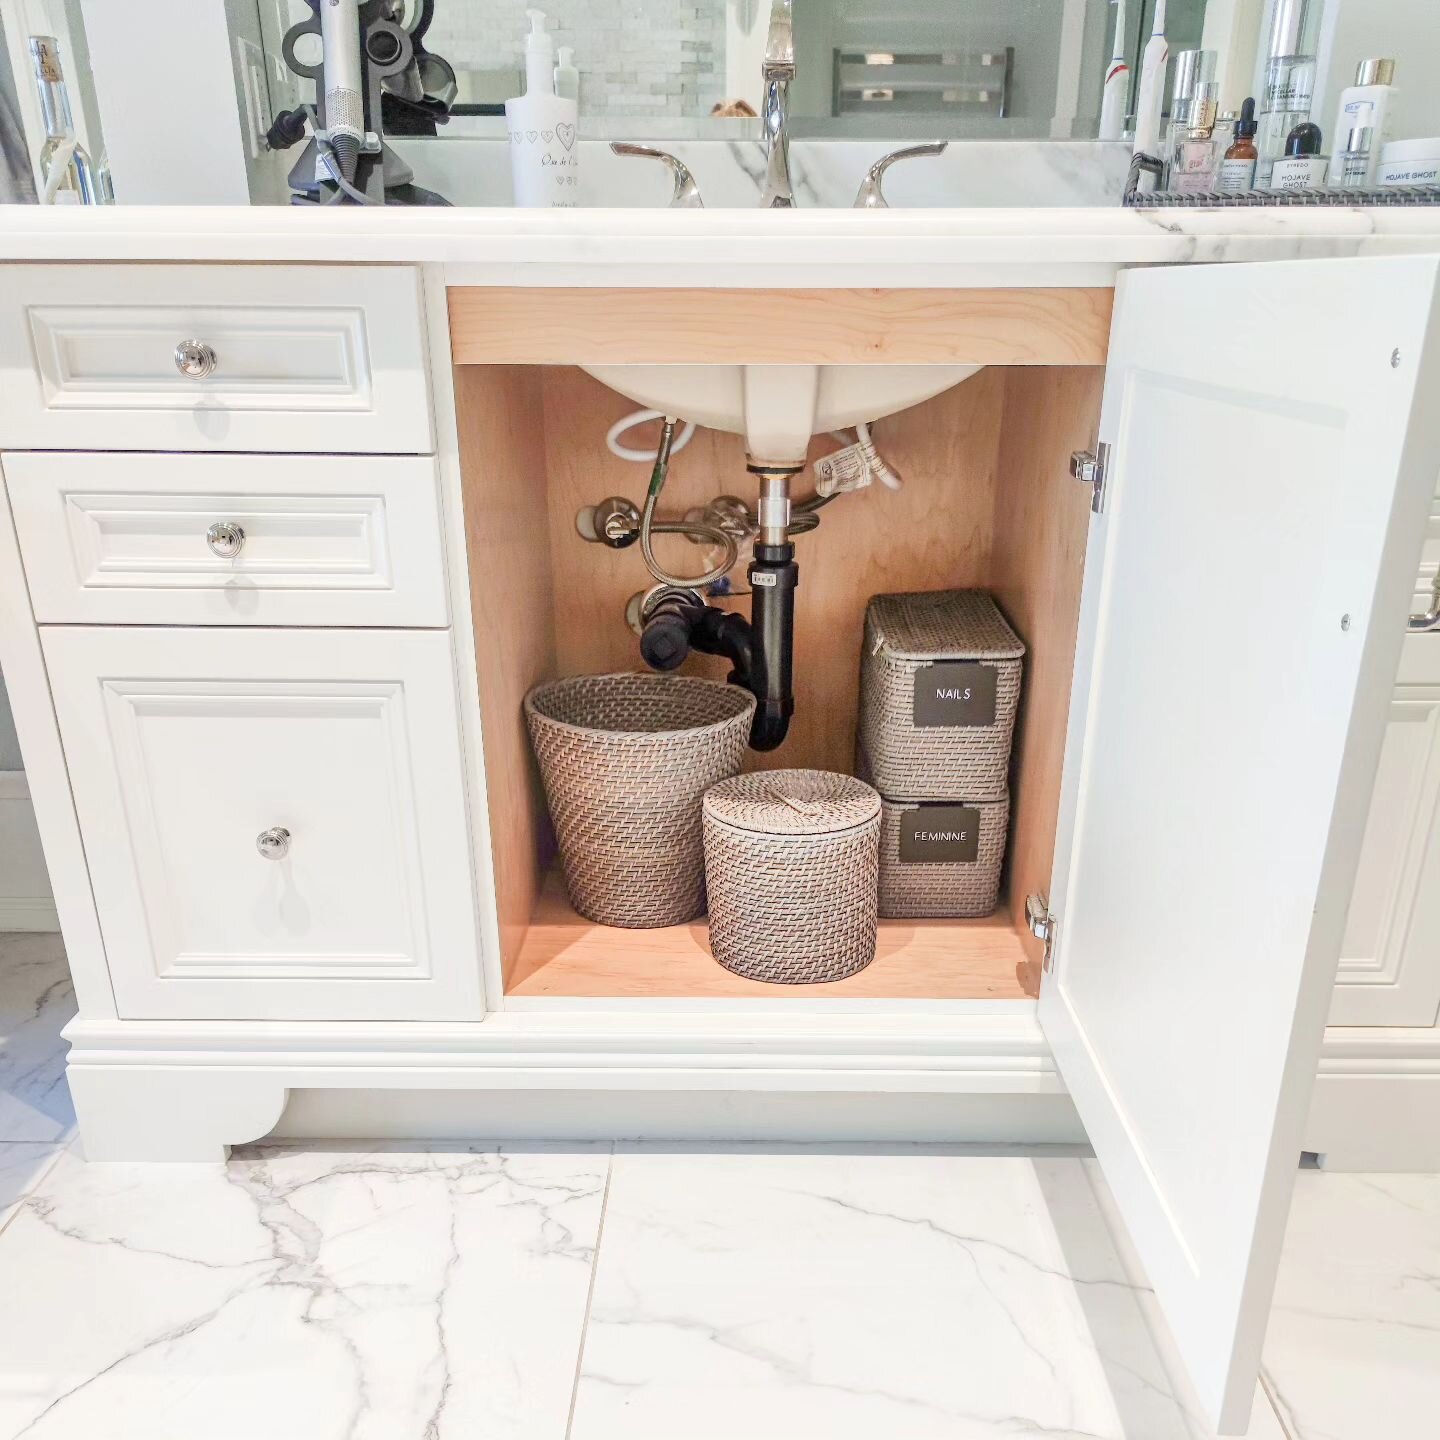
[1216,98,1258,193]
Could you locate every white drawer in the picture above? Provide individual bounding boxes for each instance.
[6,452,449,627]
[42,626,481,1022]
[0,264,432,453]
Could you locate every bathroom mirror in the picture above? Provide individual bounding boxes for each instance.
[423,0,1209,141]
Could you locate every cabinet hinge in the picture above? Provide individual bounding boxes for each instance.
[1025,892,1058,974]
[1070,442,1110,515]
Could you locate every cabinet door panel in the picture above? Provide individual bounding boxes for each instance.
[1042,256,1440,1434]
[1331,649,1440,1027]
[43,627,481,1021]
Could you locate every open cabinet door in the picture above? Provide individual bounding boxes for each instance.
[1040,256,1440,1434]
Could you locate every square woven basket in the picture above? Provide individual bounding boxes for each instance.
[858,748,1008,919]
[859,590,1024,802]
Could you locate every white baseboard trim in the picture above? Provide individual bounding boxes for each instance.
[1306,1026,1440,1170]
[0,770,56,931]
[0,896,60,932]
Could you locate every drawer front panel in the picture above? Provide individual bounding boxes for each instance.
[7,452,448,626]
[0,265,432,453]
[43,627,480,1021]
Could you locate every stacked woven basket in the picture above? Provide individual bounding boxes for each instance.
[857,590,1024,919]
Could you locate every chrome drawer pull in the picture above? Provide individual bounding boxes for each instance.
[206,521,246,559]
[174,339,218,379]
[255,827,291,860]
[1410,576,1440,634]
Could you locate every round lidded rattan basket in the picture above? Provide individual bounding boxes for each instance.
[525,673,755,928]
[703,769,881,984]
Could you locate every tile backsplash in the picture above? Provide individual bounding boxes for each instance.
[428,0,728,118]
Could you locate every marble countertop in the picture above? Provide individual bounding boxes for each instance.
[4,204,1440,287]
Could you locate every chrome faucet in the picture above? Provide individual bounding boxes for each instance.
[759,0,795,208]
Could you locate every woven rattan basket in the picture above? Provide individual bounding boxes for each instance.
[857,747,1008,918]
[859,590,1024,801]
[525,673,755,928]
[703,769,881,984]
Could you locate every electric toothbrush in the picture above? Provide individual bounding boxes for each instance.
[1098,0,1129,141]
[1131,0,1168,186]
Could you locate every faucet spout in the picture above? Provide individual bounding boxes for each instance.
[759,0,795,208]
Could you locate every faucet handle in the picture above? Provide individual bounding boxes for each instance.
[611,143,704,209]
[853,142,948,209]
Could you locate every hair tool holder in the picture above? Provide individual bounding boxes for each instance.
[575,416,888,752]
[271,0,453,206]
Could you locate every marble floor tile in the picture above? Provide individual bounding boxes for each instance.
[569,1144,1270,1440]
[0,932,76,1142]
[0,1142,610,1440]
[1262,1171,1440,1440]
[0,1141,62,1228]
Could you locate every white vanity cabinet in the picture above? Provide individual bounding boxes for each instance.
[3,249,1440,1436]
[0,263,483,1026]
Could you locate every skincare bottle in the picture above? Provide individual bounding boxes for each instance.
[1327,59,1395,188]
[1216,97,1258,193]
[1131,0,1168,189]
[1334,100,1376,189]
[504,9,580,208]
[1269,121,1326,192]
[554,45,579,103]
[1097,0,1129,141]
[1255,0,1321,185]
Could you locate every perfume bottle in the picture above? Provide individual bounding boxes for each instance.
[1169,126,1221,194]
[28,35,96,205]
[1269,121,1327,192]
[1167,49,1218,158]
[1255,0,1321,185]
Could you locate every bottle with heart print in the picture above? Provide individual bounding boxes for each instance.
[505,9,581,207]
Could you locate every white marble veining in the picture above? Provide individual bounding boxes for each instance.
[1262,1171,1440,1440]
[391,136,1134,210]
[6,203,1440,285]
[0,932,75,1143]
[0,1141,61,1226]
[568,1145,1278,1440]
[0,1142,609,1440]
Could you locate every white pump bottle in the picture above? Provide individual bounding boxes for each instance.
[504,9,580,207]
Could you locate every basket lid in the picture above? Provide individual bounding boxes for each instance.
[705,769,880,836]
[866,590,1024,662]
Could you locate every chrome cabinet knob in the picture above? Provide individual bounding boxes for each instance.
[256,826,291,860]
[206,521,246,558]
[853,142,947,209]
[174,338,218,379]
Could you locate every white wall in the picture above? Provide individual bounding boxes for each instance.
[79,0,290,204]
[1312,0,1440,149]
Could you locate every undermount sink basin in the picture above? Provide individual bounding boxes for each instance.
[582,364,982,466]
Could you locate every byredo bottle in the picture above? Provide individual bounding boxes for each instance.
[1269,121,1327,192]
[1327,59,1395,188]
[1216,97,1258,193]
[504,10,580,208]
[1255,0,1321,185]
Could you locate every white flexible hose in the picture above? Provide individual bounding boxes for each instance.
[607,410,696,463]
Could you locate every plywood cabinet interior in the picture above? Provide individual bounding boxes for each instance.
[454,351,1102,1003]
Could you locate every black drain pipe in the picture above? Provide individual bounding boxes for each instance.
[639,546,798,753]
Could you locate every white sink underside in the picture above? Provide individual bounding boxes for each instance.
[582,363,983,465]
